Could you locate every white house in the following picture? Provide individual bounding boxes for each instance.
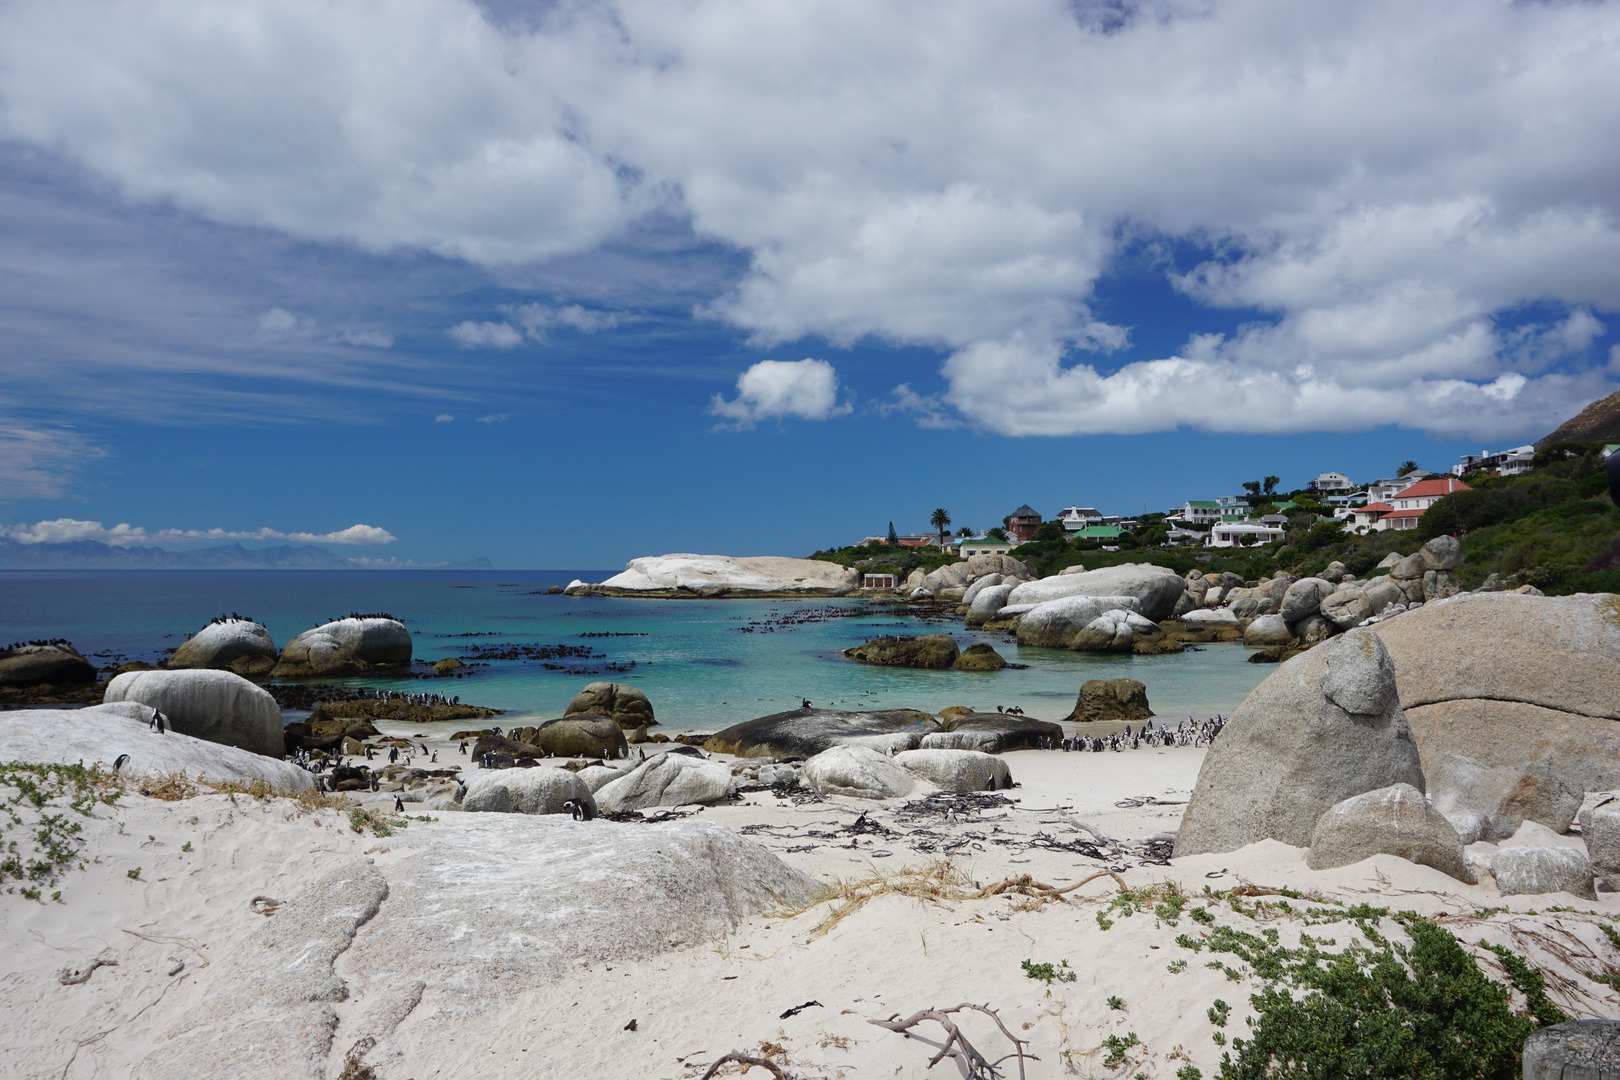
[1366,471,1432,502]
[1307,472,1355,495]
[1172,500,1222,524]
[1056,506,1104,530]
[956,535,1013,558]
[1207,522,1286,548]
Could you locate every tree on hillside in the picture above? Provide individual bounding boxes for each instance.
[1242,480,1262,499]
[1263,475,1280,495]
[930,508,951,545]
[887,521,898,545]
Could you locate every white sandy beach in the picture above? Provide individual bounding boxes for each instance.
[3,736,1618,1080]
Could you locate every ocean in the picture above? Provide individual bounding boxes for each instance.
[0,570,1270,732]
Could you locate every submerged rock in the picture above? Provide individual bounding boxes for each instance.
[952,643,1008,671]
[844,634,959,669]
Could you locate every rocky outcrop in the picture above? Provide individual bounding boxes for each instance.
[844,635,960,669]
[133,820,818,1078]
[272,617,411,677]
[952,643,1008,671]
[1580,802,1620,891]
[168,619,277,671]
[1014,595,1143,648]
[1066,678,1152,723]
[1373,592,1620,788]
[462,766,597,816]
[563,681,656,730]
[1242,614,1295,647]
[594,751,733,811]
[1069,608,1158,652]
[703,708,940,758]
[513,717,631,759]
[1305,784,1474,883]
[1175,628,1424,856]
[1490,845,1595,899]
[801,745,917,799]
[0,704,313,791]
[1279,578,1334,623]
[1319,588,1372,629]
[1426,753,1581,843]
[578,554,859,597]
[0,642,96,687]
[919,712,1062,753]
[893,748,1012,791]
[104,669,283,757]
[964,583,1017,628]
[1005,564,1185,621]
[967,553,1032,579]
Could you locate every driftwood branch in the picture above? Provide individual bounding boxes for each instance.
[869,1002,1029,1080]
[699,1052,788,1079]
[976,869,1126,901]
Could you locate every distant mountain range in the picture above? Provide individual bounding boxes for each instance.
[0,538,492,570]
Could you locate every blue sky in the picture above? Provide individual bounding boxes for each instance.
[2,0,1619,568]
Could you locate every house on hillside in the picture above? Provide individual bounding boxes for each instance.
[1350,503,1394,532]
[1208,522,1286,548]
[1007,505,1042,542]
[1451,445,1535,477]
[1368,471,1433,502]
[956,535,1013,558]
[1307,472,1355,495]
[1056,506,1104,530]
[1355,476,1473,532]
[1070,525,1125,541]
[893,534,936,549]
[1170,500,1222,525]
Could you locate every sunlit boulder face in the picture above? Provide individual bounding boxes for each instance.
[272,617,411,677]
[577,555,859,597]
[1005,564,1186,621]
[168,619,277,672]
[102,669,286,758]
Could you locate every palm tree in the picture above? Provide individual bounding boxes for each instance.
[930,508,951,547]
[956,526,974,538]
[1399,460,1419,476]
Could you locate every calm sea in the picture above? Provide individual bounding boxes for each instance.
[0,570,1269,732]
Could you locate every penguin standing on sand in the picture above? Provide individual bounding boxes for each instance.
[149,708,166,734]
[394,794,404,812]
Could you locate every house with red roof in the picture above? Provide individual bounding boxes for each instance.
[1356,476,1471,532]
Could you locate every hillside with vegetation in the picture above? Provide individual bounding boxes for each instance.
[811,443,1620,595]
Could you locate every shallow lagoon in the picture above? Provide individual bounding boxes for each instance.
[0,569,1269,731]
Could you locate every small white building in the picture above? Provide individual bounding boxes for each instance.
[1056,506,1104,530]
[1207,522,1286,548]
[1307,472,1355,495]
[956,535,1013,558]
[1173,501,1222,524]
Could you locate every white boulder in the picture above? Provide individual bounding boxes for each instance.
[167,619,277,670]
[462,766,596,816]
[592,555,858,595]
[1015,594,1142,648]
[594,752,733,812]
[1006,563,1185,620]
[276,617,411,676]
[894,749,1011,792]
[802,745,917,799]
[104,669,283,757]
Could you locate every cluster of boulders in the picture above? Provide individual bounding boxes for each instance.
[903,553,1036,604]
[843,634,1009,671]
[1175,591,1620,898]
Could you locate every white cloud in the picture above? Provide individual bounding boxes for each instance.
[474,412,509,424]
[434,413,455,423]
[336,329,394,348]
[3,0,1619,437]
[448,320,522,348]
[505,302,621,340]
[258,306,316,341]
[0,519,397,546]
[710,358,852,429]
[0,418,102,500]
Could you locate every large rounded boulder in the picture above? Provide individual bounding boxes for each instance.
[103,669,284,757]
[0,641,96,687]
[273,617,411,677]
[1373,592,1620,790]
[1305,783,1473,883]
[801,745,917,800]
[563,681,656,730]
[1006,564,1186,621]
[1175,628,1424,856]
[167,618,277,672]
[1066,678,1152,723]
[704,708,940,758]
[1015,595,1143,648]
[462,766,597,816]
[594,751,733,811]
[894,749,1012,791]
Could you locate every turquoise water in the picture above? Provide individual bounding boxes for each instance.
[0,570,1269,731]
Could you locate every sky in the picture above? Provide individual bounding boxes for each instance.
[1,0,1619,569]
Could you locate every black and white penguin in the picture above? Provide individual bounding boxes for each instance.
[563,798,595,821]
[112,753,130,772]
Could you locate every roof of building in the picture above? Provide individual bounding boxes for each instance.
[957,534,1010,546]
[1071,525,1124,538]
[1214,522,1285,532]
[1379,508,1427,519]
[1184,500,1219,509]
[1391,478,1473,500]
[1358,502,1394,514]
[1009,504,1040,518]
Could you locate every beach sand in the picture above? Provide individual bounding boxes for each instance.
[3,738,1619,1079]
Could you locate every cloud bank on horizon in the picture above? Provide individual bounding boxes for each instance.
[0,0,1617,445]
[0,520,398,547]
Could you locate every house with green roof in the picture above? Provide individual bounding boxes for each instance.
[955,535,1013,558]
[1070,525,1126,540]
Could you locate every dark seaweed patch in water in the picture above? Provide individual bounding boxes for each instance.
[692,658,739,666]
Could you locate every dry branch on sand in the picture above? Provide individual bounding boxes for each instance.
[698,1052,788,1079]
[869,1002,1029,1080]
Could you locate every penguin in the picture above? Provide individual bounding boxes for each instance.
[149,708,166,734]
[431,750,438,763]
[112,753,130,772]
[388,747,399,764]
[459,740,467,755]
[394,794,404,812]
[564,798,595,822]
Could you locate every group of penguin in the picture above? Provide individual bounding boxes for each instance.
[372,690,458,706]
[1043,715,1228,753]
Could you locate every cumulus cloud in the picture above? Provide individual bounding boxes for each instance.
[258,307,317,341]
[505,302,621,340]
[0,519,397,546]
[0,418,101,500]
[434,413,455,423]
[448,320,522,348]
[710,358,852,429]
[3,0,1619,437]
